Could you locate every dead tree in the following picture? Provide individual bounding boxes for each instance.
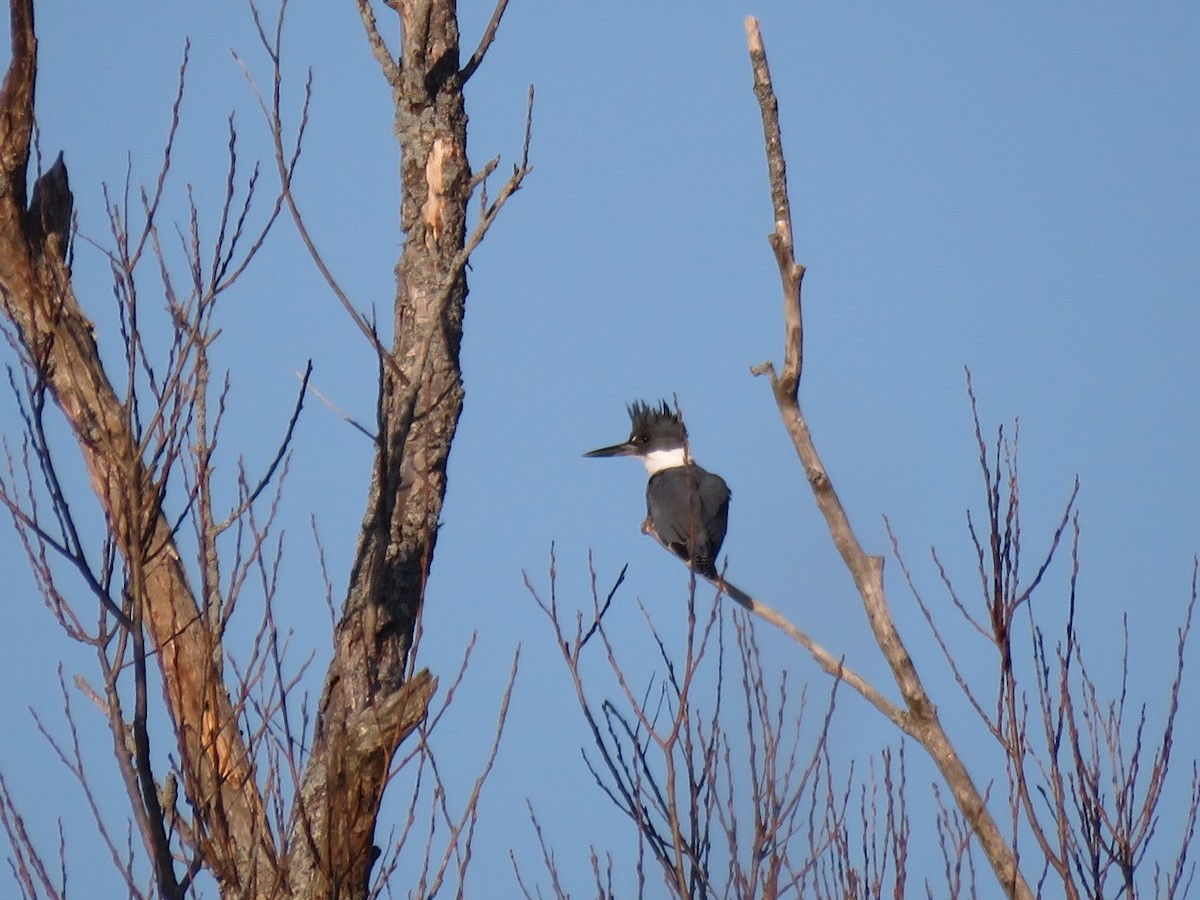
[741,19,1196,898]
[522,17,1197,899]
[0,0,526,897]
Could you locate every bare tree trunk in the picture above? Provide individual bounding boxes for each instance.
[0,0,516,896]
[326,0,529,719]
[741,18,1033,900]
[0,0,278,893]
[284,4,480,895]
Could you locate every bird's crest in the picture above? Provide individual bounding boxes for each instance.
[626,399,686,442]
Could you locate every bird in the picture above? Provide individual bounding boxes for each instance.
[26,150,72,261]
[584,400,731,578]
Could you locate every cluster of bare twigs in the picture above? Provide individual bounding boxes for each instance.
[0,0,528,896]
[517,15,1197,900]
[520,550,912,898]
[0,0,1194,896]
[889,378,1200,899]
[523,374,1196,897]
[0,35,302,895]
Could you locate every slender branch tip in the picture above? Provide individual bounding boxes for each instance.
[745,17,763,52]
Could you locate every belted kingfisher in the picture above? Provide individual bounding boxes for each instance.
[585,400,731,578]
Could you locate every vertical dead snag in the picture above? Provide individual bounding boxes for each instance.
[743,17,1033,900]
[286,0,528,895]
[284,3,474,892]
[0,1,277,894]
[0,0,527,897]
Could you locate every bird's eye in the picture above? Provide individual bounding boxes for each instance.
[633,434,647,444]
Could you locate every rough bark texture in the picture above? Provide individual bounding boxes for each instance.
[0,1,479,897]
[0,0,277,893]
[744,17,1033,900]
[285,3,472,895]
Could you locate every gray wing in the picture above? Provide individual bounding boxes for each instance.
[647,465,730,575]
[695,468,730,565]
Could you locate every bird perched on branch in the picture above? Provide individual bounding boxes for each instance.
[585,400,731,578]
[26,150,72,261]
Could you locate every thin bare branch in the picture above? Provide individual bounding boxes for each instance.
[354,0,401,87]
[640,522,904,729]
[232,46,400,380]
[298,370,375,440]
[743,17,1033,899]
[460,0,511,84]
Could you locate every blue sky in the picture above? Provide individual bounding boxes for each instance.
[2,1,1198,895]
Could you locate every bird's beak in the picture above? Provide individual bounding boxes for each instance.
[583,440,637,458]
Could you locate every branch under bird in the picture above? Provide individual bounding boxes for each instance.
[584,400,731,578]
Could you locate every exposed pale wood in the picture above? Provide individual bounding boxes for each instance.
[743,16,1033,900]
[0,1,518,896]
[286,1,504,894]
[0,2,276,892]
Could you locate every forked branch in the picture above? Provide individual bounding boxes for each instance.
[0,0,277,892]
[639,523,903,728]
[742,16,1033,900]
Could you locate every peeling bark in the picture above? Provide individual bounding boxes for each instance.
[287,2,476,896]
[0,1,498,897]
[0,2,276,893]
